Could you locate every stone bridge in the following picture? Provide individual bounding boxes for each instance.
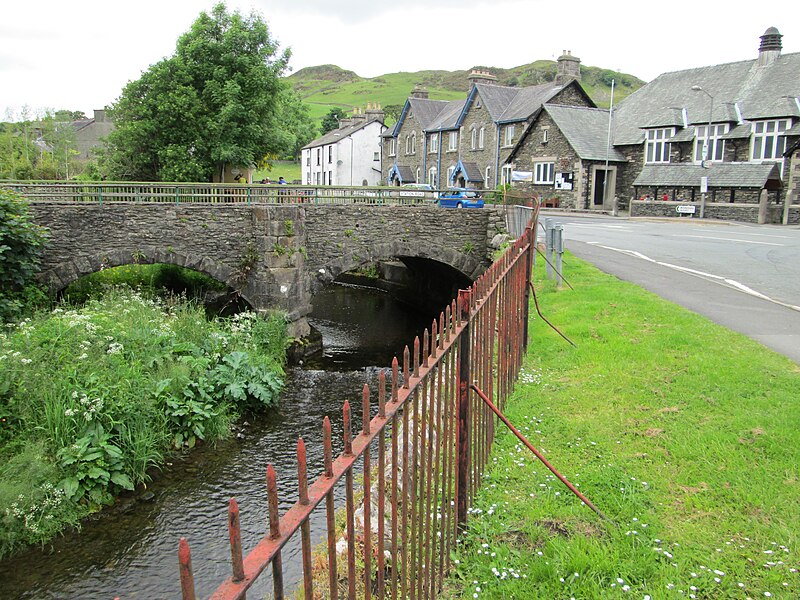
[29,203,509,337]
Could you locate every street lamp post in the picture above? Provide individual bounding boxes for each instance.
[691,85,714,219]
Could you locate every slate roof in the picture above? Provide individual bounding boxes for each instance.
[613,51,800,145]
[388,164,415,182]
[302,118,384,150]
[720,123,752,140]
[382,98,450,138]
[541,104,628,162]
[453,160,484,182]
[669,127,697,143]
[427,99,467,131]
[633,163,782,189]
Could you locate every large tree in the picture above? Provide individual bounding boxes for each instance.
[103,3,311,182]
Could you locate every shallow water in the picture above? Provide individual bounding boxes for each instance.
[0,283,433,599]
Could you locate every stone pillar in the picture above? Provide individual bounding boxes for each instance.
[758,188,769,224]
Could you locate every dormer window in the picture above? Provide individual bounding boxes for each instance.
[751,119,789,161]
[694,123,728,163]
[645,128,675,163]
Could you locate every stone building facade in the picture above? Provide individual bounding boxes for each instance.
[505,27,800,222]
[383,54,594,190]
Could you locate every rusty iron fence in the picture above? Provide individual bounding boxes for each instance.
[176,215,538,600]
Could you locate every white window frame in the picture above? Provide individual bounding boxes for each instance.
[534,162,555,185]
[428,166,437,186]
[448,131,458,151]
[645,127,675,164]
[328,145,333,164]
[429,133,439,153]
[479,127,485,149]
[388,138,396,157]
[470,127,477,150]
[410,132,416,154]
[501,164,513,185]
[447,165,455,184]
[316,148,322,166]
[484,166,491,187]
[415,167,421,183]
[694,123,729,163]
[503,124,516,147]
[751,119,790,161]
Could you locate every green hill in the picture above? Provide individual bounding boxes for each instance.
[287,62,644,125]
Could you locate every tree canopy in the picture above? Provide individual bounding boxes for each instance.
[103,3,314,182]
[320,107,347,135]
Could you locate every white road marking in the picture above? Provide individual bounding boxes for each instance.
[587,243,800,312]
[686,229,794,239]
[671,234,784,246]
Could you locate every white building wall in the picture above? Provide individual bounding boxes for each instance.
[302,120,385,186]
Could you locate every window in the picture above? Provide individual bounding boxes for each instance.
[503,124,516,147]
[501,164,513,185]
[388,138,396,157]
[447,165,455,184]
[373,151,380,161]
[415,167,420,183]
[694,124,728,162]
[328,170,333,185]
[485,166,491,187]
[411,132,416,154]
[316,148,321,166]
[470,128,477,150]
[428,167,437,186]
[751,119,790,160]
[479,127,485,149]
[534,162,555,184]
[542,128,549,144]
[645,128,675,163]
[429,133,439,153]
[322,171,326,185]
[448,131,458,151]
[306,153,310,166]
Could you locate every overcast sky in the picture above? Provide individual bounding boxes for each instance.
[2,0,797,119]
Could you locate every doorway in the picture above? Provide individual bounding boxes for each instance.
[591,166,616,210]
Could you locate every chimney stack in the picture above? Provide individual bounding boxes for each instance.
[758,26,782,66]
[410,85,429,99]
[556,50,581,85]
[365,102,385,123]
[468,69,497,86]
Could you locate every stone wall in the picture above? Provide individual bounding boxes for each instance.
[630,200,789,223]
[29,202,508,331]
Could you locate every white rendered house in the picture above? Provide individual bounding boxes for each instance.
[302,105,386,186]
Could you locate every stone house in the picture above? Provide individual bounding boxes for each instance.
[72,109,115,160]
[505,27,800,222]
[302,105,386,186]
[382,53,594,190]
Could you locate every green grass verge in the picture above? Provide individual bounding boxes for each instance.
[445,253,799,599]
[253,160,302,184]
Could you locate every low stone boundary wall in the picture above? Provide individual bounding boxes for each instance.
[630,201,796,224]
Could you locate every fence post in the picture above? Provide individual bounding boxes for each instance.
[456,288,471,531]
[545,218,554,279]
[554,223,564,289]
[523,224,534,350]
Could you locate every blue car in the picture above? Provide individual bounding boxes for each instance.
[437,188,484,208]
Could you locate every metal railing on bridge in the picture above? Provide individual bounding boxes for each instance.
[175,212,540,599]
[1,181,533,207]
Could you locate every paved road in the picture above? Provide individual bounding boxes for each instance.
[537,213,800,364]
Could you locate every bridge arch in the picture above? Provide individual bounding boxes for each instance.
[40,249,259,309]
[311,240,483,294]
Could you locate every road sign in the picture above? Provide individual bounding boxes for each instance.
[700,176,708,194]
[676,205,697,214]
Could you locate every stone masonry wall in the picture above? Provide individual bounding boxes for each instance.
[29,202,508,327]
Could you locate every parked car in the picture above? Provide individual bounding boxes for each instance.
[437,188,484,208]
[399,183,437,203]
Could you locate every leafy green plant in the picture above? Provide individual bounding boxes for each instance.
[461,241,475,254]
[284,219,295,236]
[0,189,50,322]
[57,422,134,506]
[211,351,283,409]
[344,229,354,238]
[159,378,220,449]
[273,242,288,257]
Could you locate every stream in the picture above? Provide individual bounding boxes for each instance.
[0,282,433,599]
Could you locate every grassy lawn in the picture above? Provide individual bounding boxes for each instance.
[253,160,302,184]
[444,254,799,599]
